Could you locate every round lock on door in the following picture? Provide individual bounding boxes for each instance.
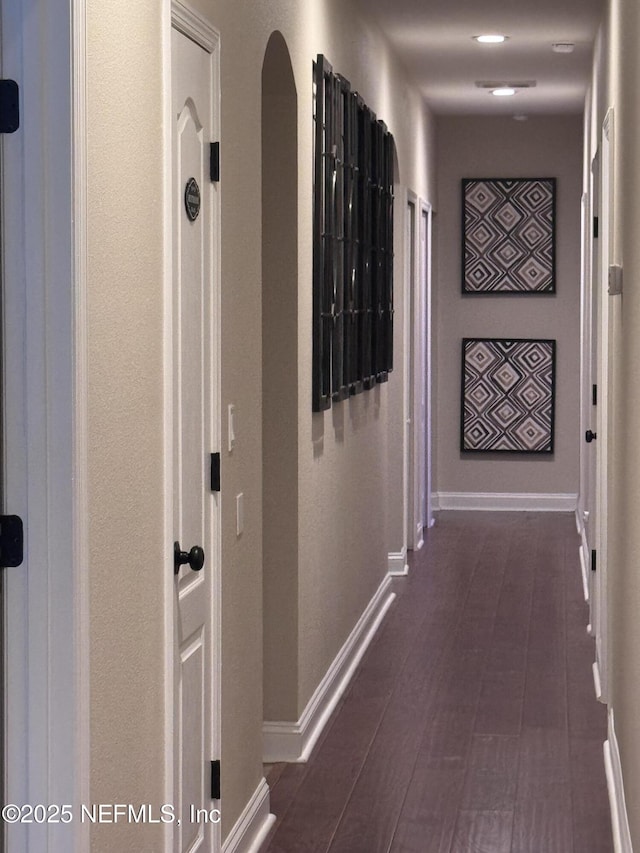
[174,541,205,574]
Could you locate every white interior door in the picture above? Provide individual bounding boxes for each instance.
[171,13,220,852]
[582,156,599,615]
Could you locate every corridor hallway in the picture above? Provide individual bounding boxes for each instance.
[264,513,612,852]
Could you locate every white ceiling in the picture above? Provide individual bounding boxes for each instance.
[363,0,604,115]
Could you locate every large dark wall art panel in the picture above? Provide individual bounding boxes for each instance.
[461,338,556,454]
[313,54,394,412]
[462,178,556,294]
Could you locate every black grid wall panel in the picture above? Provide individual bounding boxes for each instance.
[312,55,394,411]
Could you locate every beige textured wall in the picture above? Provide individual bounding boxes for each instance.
[434,116,582,497]
[87,2,166,850]
[86,0,436,844]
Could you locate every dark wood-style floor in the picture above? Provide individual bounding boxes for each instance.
[263,512,613,853]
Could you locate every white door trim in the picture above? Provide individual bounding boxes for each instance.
[405,191,419,550]
[164,4,222,850]
[162,4,175,847]
[421,200,434,531]
[595,108,614,704]
[3,0,89,850]
[404,194,435,554]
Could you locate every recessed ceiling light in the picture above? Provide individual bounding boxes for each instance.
[492,87,516,97]
[474,34,508,44]
[476,80,536,90]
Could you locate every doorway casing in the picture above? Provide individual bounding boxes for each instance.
[404,191,434,558]
[2,0,89,850]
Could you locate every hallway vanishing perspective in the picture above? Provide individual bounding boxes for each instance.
[264,513,612,853]
[14,1,640,850]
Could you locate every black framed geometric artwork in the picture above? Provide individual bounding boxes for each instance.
[461,338,556,454]
[312,54,394,411]
[462,178,556,294]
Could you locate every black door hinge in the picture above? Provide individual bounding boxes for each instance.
[210,452,220,492]
[211,760,220,800]
[0,80,19,133]
[0,515,24,567]
[592,384,598,406]
[210,142,220,182]
[593,216,599,239]
[591,549,597,572]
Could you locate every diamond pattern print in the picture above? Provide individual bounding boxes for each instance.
[461,338,555,453]
[463,178,555,293]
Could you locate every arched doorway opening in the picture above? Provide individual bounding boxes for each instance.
[261,31,299,727]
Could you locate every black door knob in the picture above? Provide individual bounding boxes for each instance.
[585,430,597,443]
[174,541,205,574]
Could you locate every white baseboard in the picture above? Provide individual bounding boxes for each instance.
[432,492,578,512]
[222,778,275,853]
[604,709,633,853]
[263,574,396,763]
[388,548,409,576]
[596,636,608,704]
[579,542,590,603]
[593,661,602,701]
